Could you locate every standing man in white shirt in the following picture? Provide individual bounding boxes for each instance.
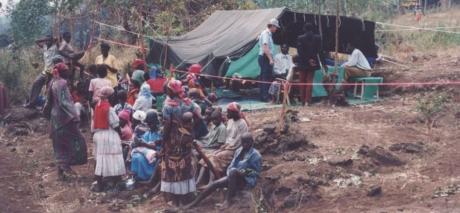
[342,43,372,82]
[258,18,280,102]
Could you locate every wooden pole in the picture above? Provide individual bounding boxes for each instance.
[334,0,340,74]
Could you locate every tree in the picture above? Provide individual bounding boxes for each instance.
[9,0,52,46]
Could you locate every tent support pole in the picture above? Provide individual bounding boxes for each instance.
[334,0,340,74]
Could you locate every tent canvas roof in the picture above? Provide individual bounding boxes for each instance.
[148,8,376,77]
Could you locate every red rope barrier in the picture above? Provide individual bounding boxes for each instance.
[94,36,460,88]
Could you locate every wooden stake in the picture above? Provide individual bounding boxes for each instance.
[334,0,340,74]
[279,80,289,133]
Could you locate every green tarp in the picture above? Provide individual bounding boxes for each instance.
[225,43,277,79]
[226,43,344,98]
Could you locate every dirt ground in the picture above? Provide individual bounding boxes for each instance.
[1,42,460,213]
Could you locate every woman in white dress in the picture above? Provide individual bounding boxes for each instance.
[91,86,126,192]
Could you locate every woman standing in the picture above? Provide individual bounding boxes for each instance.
[91,86,126,192]
[161,80,197,206]
[44,63,87,180]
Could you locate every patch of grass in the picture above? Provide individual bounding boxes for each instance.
[415,92,450,130]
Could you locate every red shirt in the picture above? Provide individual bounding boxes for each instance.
[146,78,167,94]
[93,100,110,129]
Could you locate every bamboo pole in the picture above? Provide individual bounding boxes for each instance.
[334,0,340,73]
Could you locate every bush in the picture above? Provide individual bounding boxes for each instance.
[415,92,450,129]
[0,48,40,104]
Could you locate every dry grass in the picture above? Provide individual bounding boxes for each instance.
[379,6,460,58]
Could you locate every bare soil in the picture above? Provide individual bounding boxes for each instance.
[1,28,460,213]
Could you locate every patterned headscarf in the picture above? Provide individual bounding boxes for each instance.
[52,62,69,78]
[167,79,183,95]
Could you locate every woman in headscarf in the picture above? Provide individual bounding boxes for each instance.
[161,80,197,206]
[91,86,126,192]
[130,110,162,182]
[133,84,154,112]
[43,63,88,181]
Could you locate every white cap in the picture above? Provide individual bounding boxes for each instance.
[133,110,147,122]
[269,18,280,28]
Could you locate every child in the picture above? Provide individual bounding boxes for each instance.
[114,90,133,115]
[127,80,141,106]
[91,86,126,192]
[268,80,282,104]
[118,109,133,162]
[118,109,133,142]
[88,65,112,107]
[131,110,162,181]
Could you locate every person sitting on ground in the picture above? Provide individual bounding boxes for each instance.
[197,102,249,184]
[186,132,261,209]
[184,64,208,97]
[91,86,126,192]
[130,110,162,182]
[187,88,209,140]
[132,110,148,138]
[133,84,154,113]
[188,88,210,116]
[342,43,372,83]
[196,110,226,150]
[114,90,133,115]
[25,35,58,108]
[89,65,112,107]
[95,42,119,89]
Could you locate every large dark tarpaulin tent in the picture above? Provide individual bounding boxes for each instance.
[148,7,376,77]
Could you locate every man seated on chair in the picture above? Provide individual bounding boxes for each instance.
[186,132,261,209]
[342,43,372,83]
[269,44,293,103]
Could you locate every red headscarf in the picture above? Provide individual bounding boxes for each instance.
[227,102,249,127]
[118,109,131,125]
[132,59,146,70]
[52,63,69,78]
[188,64,202,74]
[167,79,184,95]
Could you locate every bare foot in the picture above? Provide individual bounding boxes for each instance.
[216,201,231,209]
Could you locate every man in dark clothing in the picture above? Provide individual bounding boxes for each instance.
[296,23,327,106]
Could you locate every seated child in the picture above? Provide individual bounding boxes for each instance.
[114,90,133,115]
